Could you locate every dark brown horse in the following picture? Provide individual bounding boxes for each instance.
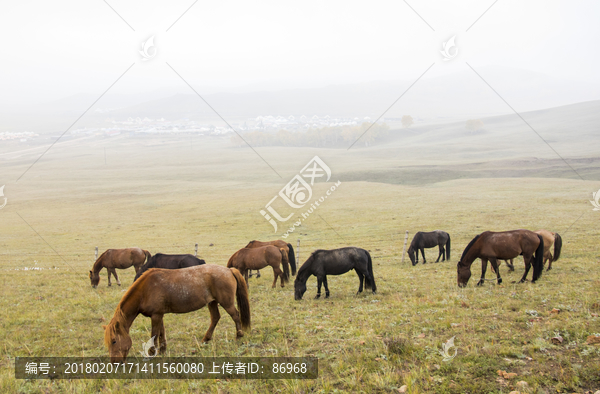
[89,248,150,287]
[133,253,205,282]
[103,265,251,362]
[457,230,544,287]
[244,240,297,278]
[499,229,562,272]
[407,230,451,265]
[227,245,290,288]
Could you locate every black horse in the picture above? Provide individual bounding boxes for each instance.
[133,253,205,282]
[408,230,451,265]
[294,247,376,300]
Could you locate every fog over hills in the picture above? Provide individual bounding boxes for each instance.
[2,66,600,133]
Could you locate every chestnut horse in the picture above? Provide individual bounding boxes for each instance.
[499,229,562,272]
[457,230,544,287]
[89,248,150,287]
[227,245,290,288]
[245,240,297,278]
[103,265,251,362]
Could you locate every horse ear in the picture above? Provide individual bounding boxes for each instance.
[89,270,92,274]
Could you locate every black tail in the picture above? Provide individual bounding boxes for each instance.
[364,251,376,292]
[446,235,451,261]
[287,243,297,276]
[532,234,544,282]
[553,233,562,262]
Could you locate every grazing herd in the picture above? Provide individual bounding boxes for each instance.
[91,229,562,361]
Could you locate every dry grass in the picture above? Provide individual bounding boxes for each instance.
[1,137,599,393]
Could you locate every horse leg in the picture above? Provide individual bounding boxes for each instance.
[202,301,221,343]
[489,258,502,285]
[421,248,427,264]
[506,259,515,272]
[436,245,443,263]
[112,269,121,286]
[272,267,282,288]
[243,269,249,288]
[519,256,532,283]
[150,314,166,355]
[222,302,244,339]
[256,269,261,278]
[356,271,364,295]
[159,319,166,354]
[477,258,488,286]
[546,254,552,271]
[315,276,323,299]
[323,276,330,298]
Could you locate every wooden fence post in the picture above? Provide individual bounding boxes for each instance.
[194,243,198,257]
[297,239,300,266]
[401,231,409,263]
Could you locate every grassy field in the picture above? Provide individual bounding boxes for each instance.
[1,134,599,393]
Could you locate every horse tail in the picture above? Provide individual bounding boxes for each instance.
[446,234,451,261]
[287,243,297,276]
[532,234,544,282]
[552,233,562,262]
[143,250,151,264]
[364,250,376,292]
[279,248,290,283]
[230,268,251,330]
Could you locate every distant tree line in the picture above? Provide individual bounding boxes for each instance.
[230,122,390,148]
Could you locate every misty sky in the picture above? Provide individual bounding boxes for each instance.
[1,0,599,108]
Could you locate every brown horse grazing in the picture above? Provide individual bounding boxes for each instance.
[457,230,544,287]
[245,240,297,278]
[103,265,251,362]
[227,245,290,288]
[496,230,562,272]
[89,248,150,287]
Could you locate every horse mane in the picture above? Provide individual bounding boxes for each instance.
[297,250,322,275]
[459,234,480,265]
[93,250,110,271]
[104,307,127,346]
[105,270,153,345]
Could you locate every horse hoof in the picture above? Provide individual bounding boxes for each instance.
[108,284,111,287]
[476,280,484,286]
[256,274,261,278]
[497,278,503,285]
[325,293,330,298]
[315,294,321,299]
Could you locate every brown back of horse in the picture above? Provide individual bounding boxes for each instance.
[245,240,296,275]
[228,245,290,287]
[89,248,150,287]
[104,265,250,361]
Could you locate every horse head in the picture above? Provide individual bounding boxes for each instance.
[294,277,307,300]
[407,247,416,266]
[456,261,471,287]
[104,316,132,363]
[89,270,100,288]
